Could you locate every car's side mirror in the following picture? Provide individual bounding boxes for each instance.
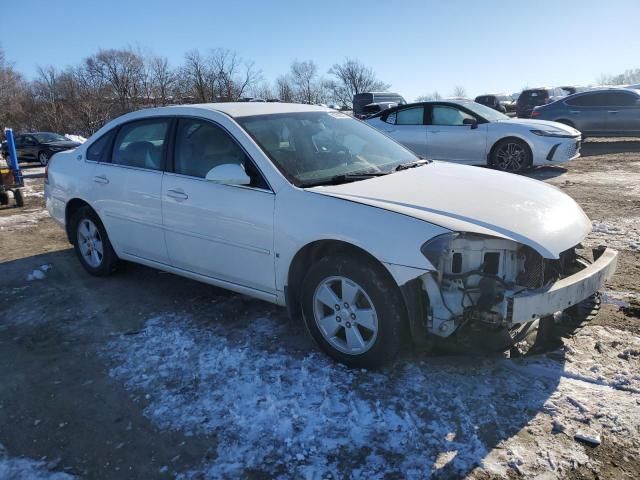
[463,118,478,129]
[205,163,251,186]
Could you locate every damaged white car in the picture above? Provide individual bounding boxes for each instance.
[45,103,618,368]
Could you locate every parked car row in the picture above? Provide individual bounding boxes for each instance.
[365,99,581,172]
[45,103,618,368]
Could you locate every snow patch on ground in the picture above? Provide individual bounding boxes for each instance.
[0,443,75,479]
[589,219,640,251]
[102,314,640,479]
[601,290,639,307]
[27,264,52,282]
[0,208,49,230]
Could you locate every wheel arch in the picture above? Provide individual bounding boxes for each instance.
[64,198,99,244]
[286,239,403,319]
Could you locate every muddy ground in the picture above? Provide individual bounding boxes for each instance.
[0,141,639,479]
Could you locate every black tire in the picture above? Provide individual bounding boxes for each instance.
[70,206,119,276]
[38,151,50,166]
[13,188,24,207]
[490,138,532,173]
[300,254,406,368]
[0,191,8,206]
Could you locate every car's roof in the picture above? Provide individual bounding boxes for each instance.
[173,102,331,118]
[570,87,639,95]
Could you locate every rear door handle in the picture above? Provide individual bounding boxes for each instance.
[608,110,619,114]
[166,189,188,200]
[93,175,109,184]
[569,111,580,114]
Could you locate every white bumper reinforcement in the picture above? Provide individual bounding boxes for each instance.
[505,248,618,324]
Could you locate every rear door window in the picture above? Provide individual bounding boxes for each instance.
[112,119,169,170]
[396,106,425,125]
[431,106,474,126]
[605,92,638,106]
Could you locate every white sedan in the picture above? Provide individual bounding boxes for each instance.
[45,103,616,368]
[366,100,582,172]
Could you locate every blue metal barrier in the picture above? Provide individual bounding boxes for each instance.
[4,128,23,186]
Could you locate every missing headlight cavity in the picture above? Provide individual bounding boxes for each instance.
[452,253,462,273]
[483,252,500,275]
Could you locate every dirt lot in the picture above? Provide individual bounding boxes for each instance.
[1,144,639,479]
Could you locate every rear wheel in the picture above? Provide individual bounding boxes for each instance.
[13,188,24,207]
[71,206,118,276]
[301,255,405,368]
[490,138,532,173]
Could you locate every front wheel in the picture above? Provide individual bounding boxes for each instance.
[71,206,119,276]
[38,151,50,166]
[490,138,532,173]
[300,255,406,368]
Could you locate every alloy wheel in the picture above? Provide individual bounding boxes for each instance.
[77,219,104,268]
[39,152,49,166]
[495,142,525,171]
[312,276,378,355]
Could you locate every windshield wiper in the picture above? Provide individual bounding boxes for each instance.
[302,171,387,188]
[395,159,430,171]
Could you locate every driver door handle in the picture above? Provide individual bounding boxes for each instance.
[166,189,188,200]
[608,110,619,114]
[93,175,109,184]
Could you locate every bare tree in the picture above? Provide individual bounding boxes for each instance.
[326,58,389,107]
[415,91,442,102]
[0,47,28,132]
[597,68,640,86]
[149,55,175,105]
[275,75,295,102]
[85,48,145,113]
[451,85,467,98]
[182,49,214,102]
[32,66,66,131]
[290,60,325,104]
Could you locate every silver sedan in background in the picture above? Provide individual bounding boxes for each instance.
[532,88,640,137]
[366,100,581,173]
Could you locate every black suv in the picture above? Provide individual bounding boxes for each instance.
[474,94,514,114]
[516,87,567,118]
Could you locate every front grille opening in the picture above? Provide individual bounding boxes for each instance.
[452,253,462,273]
[483,252,500,275]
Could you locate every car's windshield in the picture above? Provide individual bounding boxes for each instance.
[237,111,420,186]
[459,102,509,121]
[32,133,68,143]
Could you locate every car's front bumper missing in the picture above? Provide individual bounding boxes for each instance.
[503,247,618,324]
[419,247,618,338]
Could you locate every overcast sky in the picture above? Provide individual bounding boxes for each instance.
[3,0,640,101]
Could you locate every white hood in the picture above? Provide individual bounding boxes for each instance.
[309,162,591,258]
